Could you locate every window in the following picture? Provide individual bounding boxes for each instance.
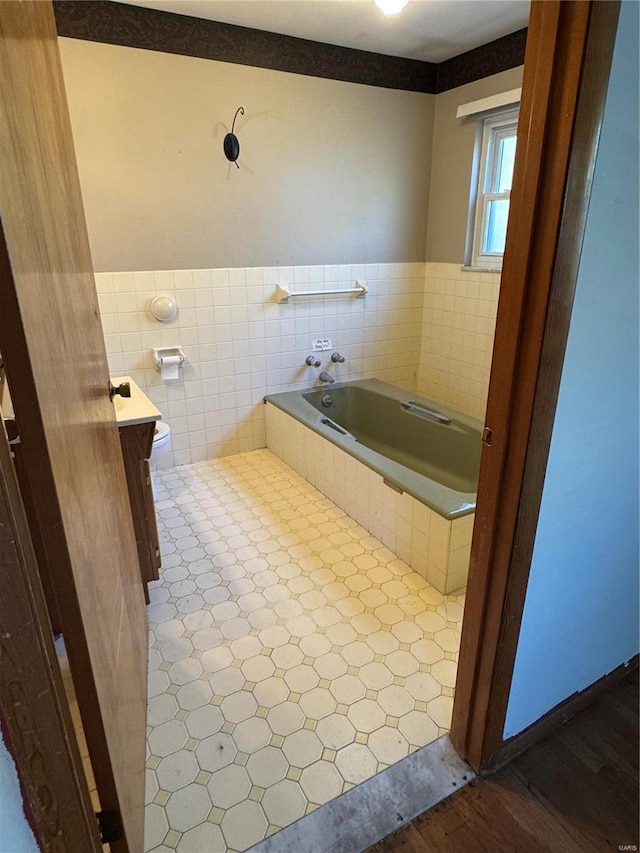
[468,109,518,269]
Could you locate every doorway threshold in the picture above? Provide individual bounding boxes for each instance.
[248,734,473,853]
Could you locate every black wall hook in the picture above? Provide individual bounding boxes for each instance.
[224,106,244,168]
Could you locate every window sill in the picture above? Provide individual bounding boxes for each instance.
[460,265,502,274]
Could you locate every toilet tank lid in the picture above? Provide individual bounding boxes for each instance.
[154,421,171,441]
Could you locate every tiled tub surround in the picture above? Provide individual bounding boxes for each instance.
[145,450,464,852]
[94,262,500,470]
[266,403,475,595]
[417,264,501,420]
[95,263,425,469]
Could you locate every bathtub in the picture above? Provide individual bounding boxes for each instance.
[265,378,482,593]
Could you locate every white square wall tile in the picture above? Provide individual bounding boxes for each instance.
[266,404,472,595]
[417,262,499,420]
[98,263,426,466]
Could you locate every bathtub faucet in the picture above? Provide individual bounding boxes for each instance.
[319,371,335,384]
[331,352,346,363]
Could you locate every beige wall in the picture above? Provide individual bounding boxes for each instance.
[426,66,524,264]
[59,38,435,272]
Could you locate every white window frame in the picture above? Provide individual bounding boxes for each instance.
[468,109,519,270]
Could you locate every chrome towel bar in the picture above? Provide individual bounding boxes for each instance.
[275,280,368,303]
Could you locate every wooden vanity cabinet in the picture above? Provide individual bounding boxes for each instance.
[118,420,161,600]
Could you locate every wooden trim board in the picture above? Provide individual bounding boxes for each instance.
[451,0,622,774]
[0,414,101,851]
[499,655,639,768]
[10,433,64,635]
[436,28,528,93]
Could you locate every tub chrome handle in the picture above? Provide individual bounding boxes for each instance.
[321,416,356,440]
[401,400,451,425]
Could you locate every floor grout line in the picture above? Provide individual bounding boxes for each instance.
[144,449,465,852]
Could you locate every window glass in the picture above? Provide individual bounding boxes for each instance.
[467,109,519,269]
[495,135,516,193]
[484,199,510,253]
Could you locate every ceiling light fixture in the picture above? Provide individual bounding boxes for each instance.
[374,0,409,15]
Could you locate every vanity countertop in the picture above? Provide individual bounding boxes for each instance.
[111,376,162,427]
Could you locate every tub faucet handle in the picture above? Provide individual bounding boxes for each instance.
[331,352,345,363]
[305,355,321,367]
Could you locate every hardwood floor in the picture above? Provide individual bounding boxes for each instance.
[367,670,639,853]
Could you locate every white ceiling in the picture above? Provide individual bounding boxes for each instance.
[117,0,530,63]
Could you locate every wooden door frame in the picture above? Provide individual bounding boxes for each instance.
[451,0,622,773]
[0,421,102,852]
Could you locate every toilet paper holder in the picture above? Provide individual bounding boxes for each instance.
[153,346,185,371]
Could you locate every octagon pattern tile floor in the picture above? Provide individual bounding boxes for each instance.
[145,450,465,852]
